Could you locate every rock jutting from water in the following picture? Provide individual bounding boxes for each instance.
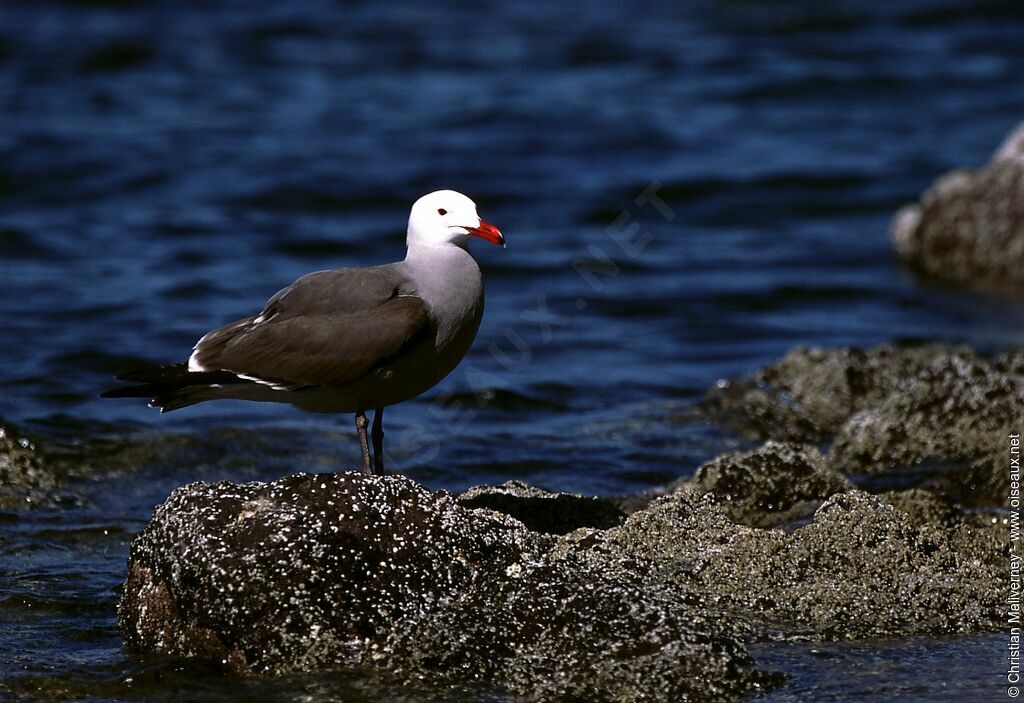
[673,441,852,528]
[121,456,1004,700]
[118,342,1013,701]
[891,120,1024,292]
[119,472,779,702]
[705,343,1024,508]
[0,421,66,509]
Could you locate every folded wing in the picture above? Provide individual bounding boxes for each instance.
[190,266,430,390]
[191,293,429,388]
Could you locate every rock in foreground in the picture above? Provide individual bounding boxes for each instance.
[121,459,1004,700]
[120,472,776,702]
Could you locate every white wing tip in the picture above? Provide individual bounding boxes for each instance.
[187,352,206,372]
[236,372,291,391]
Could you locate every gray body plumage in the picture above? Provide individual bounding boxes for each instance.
[186,242,484,413]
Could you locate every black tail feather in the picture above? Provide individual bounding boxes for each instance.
[150,386,222,413]
[101,362,253,405]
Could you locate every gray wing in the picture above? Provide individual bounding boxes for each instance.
[190,266,429,388]
[262,266,408,319]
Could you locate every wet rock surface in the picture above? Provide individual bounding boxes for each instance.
[677,441,852,528]
[705,343,1023,507]
[600,489,1003,641]
[891,121,1024,292]
[120,472,776,702]
[0,421,67,509]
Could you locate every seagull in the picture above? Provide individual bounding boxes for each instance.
[102,190,505,474]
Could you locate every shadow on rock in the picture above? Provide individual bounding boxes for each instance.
[457,480,626,534]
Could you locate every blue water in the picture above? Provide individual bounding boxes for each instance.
[1,0,1022,700]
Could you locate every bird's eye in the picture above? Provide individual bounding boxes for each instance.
[437,208,447,216]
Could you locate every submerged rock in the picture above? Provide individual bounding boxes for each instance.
[0,424,52,488]
[0,417,178,510]
[891,121,1024,292]
[0,421,64,509]
[120,472,776,702]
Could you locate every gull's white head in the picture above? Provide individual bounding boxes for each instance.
[407,189,504,249]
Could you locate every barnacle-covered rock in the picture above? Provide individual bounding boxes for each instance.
[703,344,961,443]
[119,471,776,702]
[679,441,852,528]
[602,490,1004,640]
[891,121,1024,292]
[704,344,1024,507]
[120,468,1007,702]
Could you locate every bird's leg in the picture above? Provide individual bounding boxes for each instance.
[355,411,372,474]
[371,407,385,474]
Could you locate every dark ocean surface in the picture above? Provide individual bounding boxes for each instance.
[1,0,1022,700]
